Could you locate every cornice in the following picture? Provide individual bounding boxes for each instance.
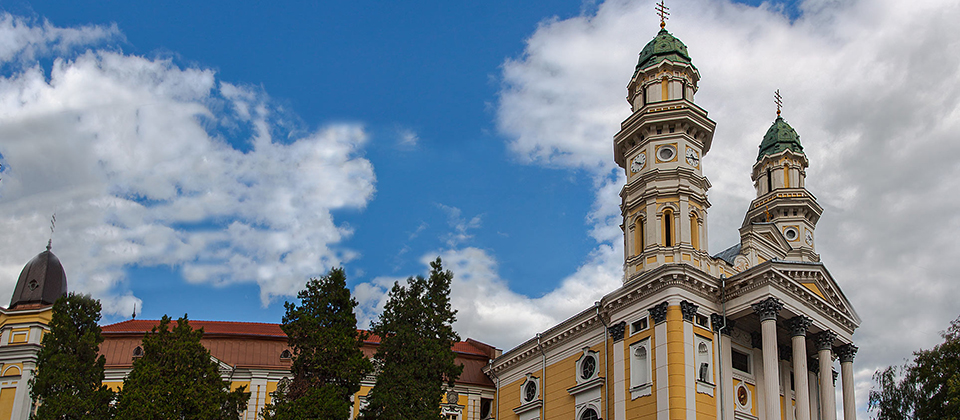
[723,262,859,334]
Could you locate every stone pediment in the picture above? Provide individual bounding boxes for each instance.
[724,261,860,334]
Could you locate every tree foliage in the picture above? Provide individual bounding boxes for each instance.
[114,315,249,420]
[869,315,960,420]
[262,267,371,419]
[30,293,114,420]
[360,257,463,420]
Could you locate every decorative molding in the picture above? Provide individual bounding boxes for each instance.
[787,316,812,337]
[751,296,783,321]
[608,321,627,342]
[835,344,858,363]
[680,300,699,322]
[630,383,652,399]
[814,331,837,352]
[650,302,669,324]
[696,381,715,397]
[567,376,605,396]
[710,313,725,332]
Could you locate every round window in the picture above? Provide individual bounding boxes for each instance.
[580,355,596,380]
[784,227,798,241]
[580,407,599,420]
[658,145,676,161]
[446,390,459,404]
[524,381,537,402]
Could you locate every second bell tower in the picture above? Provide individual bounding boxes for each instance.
[613,21,716,281]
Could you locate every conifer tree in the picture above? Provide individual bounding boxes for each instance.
[114,315,249,420]
[262,267,371,419]
[360,258,463,420]
[29,293,114,420]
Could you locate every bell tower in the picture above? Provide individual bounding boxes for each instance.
[613,14,716,281]
[738,94,822,265]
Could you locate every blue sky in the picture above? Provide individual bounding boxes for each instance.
[1,0,960,415]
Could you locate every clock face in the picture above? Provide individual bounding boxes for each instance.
[685,148,700,167]
[631,152,646,173]
[805,231,814,246]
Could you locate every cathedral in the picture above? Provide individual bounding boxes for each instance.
[0,13,860,420]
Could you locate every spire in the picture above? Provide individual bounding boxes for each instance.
[132,303,137,319]
[656,0,670,29]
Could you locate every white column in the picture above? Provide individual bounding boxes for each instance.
[612,321,626,420]
[652,303,670,420]
[753,297,783,420]
[789,317,813,420]
[836,344,858,420]
[815,332,837,420]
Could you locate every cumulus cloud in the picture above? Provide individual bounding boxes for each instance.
[0,14,375,315]
[487,0,960,416]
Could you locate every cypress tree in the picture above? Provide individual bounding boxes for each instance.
[360,257,463,420]
[262,267,371,419]
[114,315,249,420]
[30,293,114,420]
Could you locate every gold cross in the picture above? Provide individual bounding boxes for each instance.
[774,89,783,116]
[656,1,670,29]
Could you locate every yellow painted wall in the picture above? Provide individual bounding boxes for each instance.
[0,387,14,420]
[498,375,528,419]
[103,381,123,392]
[263,381,277,406]
[354,385,373,417]
[8,329,28,345]
[1,364,21,377]
[802,283,826,300]
[0,309,54,328]
[666,306,685,420]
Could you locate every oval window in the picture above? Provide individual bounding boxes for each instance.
[524,381,537,402]
[658,145,676,162]
[580,355,596,380]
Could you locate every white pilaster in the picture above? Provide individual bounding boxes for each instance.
[614,337,626,420]
[655,321,669,420]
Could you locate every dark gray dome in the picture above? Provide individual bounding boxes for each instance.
[10,245,67,309]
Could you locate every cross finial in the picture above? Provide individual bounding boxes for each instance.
[775,89,783,116]
[656,1,670,29]
[132,303,137,319]
[47,213,56,250]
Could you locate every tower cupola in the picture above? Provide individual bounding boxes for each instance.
[9,242,67,309]
[757,116,804,161]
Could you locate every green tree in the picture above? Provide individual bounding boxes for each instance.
[262,267,372,419]
[360,257,463,420]
[29,293,114,420]
[869,315,960,420]
[114,315,250,420]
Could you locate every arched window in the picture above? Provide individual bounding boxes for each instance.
[689,212,700,250]
[132,346,143,358]
[632,344,649,386]
[580,407,599,420]
[280,349,292,359]
[663,209,674,247]
[634,217,645,255]
[696,338,713,383]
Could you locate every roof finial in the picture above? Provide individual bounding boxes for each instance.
[656,0,670,29]
[775,89,783,117]
[47,213,56,251]
[132,303,137,319]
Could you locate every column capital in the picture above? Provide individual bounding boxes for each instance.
[710,314,736,336]
[650,301,669,324]
[814,330,837,351]
[788,316,812,337]
[835,344,858,363]
[608,321,626,342]
[752,297,783,321]
[779,344,792,361]
[680,300,699,322]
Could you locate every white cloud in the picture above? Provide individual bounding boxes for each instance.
[0,15,376,315]
[489,0,960,417]
[396,127,419,147]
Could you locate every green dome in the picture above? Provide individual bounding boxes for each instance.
[635,28,694,72]
[757,116,804,161]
